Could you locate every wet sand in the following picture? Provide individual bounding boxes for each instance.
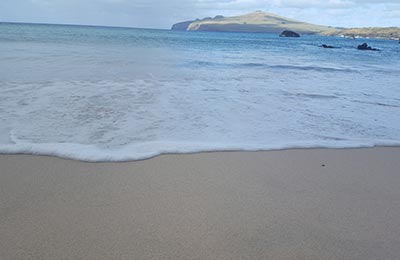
[1,147,400,260]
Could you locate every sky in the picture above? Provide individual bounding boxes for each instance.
[1,0,399,29]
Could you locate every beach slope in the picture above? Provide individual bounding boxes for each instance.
[1,148,400,260]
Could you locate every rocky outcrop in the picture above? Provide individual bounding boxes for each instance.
[279,30,300,37]
[357,43,380,51]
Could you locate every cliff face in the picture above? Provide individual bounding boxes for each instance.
[171,20,198,31]
[171,11,400,39]
[171,11,338,35]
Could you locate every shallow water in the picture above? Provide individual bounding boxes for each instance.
[1,22,400,161]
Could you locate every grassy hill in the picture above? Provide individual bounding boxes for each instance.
[172,11,400,39]
[172,11,339,34]
[323,27,400,40]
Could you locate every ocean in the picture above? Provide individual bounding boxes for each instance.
[1,22,400,161]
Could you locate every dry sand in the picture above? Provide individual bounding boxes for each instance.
[1,148,399,260]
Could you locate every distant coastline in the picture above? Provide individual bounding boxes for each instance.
[172,11,400,40]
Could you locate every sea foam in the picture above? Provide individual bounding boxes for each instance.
[1,140,400,162]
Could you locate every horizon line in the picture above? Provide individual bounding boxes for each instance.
[0,21,168,31]
[1,20,399,31]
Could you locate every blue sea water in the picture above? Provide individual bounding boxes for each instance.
[0,22,400,161]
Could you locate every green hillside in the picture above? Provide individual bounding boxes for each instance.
[172,11,339,34]
[172,11,400,39]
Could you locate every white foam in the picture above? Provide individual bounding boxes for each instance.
[1,76,400,161]
[1,139,400,162]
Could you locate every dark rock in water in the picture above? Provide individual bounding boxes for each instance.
[279,30,300,37]
[320,44,340,49]
[357,43,380,51]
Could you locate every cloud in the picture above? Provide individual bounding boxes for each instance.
[0,0,399,28]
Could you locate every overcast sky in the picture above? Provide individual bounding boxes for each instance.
[1,0,399,29]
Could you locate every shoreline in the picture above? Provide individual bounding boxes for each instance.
[1,147,400,259]
[2,144,400,163]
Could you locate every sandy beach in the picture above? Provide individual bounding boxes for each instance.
[1,147,399,260]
